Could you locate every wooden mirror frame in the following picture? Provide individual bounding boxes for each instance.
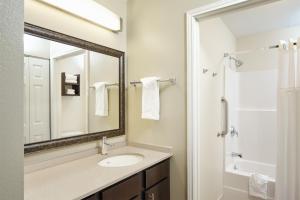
[24,23,125,154]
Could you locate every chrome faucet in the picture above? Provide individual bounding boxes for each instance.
[230,126,238,137]
[101,136,113,155]
[231,152,242,158]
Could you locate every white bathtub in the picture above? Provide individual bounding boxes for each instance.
[222,159,276,200]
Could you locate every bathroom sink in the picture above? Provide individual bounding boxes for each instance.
[98,153,144,167]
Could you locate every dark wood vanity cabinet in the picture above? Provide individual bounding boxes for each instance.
[84,194,100,200]
[144,159,170,200]
[145,178,170,200]
[102,173,144,200]
[83,159,170,200]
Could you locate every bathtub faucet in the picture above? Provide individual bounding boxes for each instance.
[231,152,243,158]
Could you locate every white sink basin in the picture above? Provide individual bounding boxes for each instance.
[98,153,144,167]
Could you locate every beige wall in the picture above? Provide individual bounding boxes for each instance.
[127,0,216,199]
[0,0,24,199]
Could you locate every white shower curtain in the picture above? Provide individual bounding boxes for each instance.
[275,39,300,200]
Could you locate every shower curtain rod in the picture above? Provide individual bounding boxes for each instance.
[269,42,297,49]
[204,42,299,72]
[227,42,298,56]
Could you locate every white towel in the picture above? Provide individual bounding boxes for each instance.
[65,79,78,84]
[249,173,269,199]
[66,89,75,95]
[140,77,160,120]
[65,74,78,84]
[94,82,108,117]
[65,74,77,80]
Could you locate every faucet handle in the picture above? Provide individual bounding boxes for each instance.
[102,136,107,146]
[102,136,113,146]
[101,136,113,155]
[230,126,238,137]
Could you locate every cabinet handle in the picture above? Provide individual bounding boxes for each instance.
[148,193,155,200]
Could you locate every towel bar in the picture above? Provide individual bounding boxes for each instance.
[89,83,119,88]
[130,78,176,87]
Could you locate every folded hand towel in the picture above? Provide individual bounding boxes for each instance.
[65,74,77,80]
[65,74,78,84]
[94,82,108,117]
[249,173,269,199]
[66,89,75,95]
[65,79,78,84]
[140,77,160,120]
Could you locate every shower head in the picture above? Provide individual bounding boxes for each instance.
[229,55,243,68]
[224,53,243,68]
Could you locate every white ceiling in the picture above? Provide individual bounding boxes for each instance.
[221,0,300,38]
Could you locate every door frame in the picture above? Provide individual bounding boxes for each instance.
[186,0,280,199]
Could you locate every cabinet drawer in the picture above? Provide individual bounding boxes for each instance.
[145,178,170,200]
[145,159,169,188]
[102,173,143,200]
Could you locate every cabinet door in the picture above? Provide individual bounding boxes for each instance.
[145,160,169,188]
[145,178,170,200]
[102,173,143,200]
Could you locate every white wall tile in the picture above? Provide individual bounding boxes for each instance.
[236,110,277,164]
[237,69,277,110]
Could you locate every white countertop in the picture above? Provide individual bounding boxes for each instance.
[24,146,172,200]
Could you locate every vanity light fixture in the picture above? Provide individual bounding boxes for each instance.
[37,0,121,32]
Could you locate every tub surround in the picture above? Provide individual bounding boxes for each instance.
[24,146,172,200]
[224,159,275,200]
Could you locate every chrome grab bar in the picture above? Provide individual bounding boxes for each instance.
[217,97,228,137]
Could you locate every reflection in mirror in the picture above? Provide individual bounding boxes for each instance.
[24,34,119,144]
[88,52,119,133]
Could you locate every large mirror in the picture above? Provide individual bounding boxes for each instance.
[24,23,125,153]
